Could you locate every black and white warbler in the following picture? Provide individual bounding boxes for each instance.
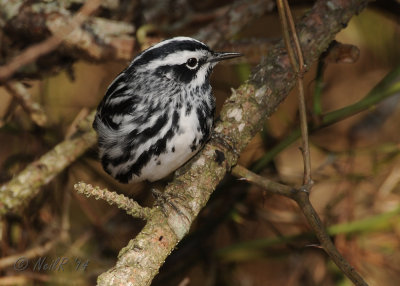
[93,37,241,183]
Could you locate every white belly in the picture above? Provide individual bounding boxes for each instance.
[140,108,203,182]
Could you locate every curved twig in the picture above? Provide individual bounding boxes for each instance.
[232,165,368,286]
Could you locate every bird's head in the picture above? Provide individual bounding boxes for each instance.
[132,37,242,87]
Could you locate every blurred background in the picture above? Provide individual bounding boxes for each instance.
[1,0,400,285]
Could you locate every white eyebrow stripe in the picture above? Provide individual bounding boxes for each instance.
[136,50,208,71]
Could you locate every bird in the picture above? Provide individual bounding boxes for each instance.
[93,36,241,184]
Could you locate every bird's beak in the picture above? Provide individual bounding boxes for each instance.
[208,52,243,63]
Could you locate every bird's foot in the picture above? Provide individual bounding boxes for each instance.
[211,131,240,157]
[151,188,186,218]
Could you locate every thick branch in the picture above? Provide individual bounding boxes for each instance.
[97,0,370,285]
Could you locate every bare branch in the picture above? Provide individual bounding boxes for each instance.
[277,0,312,186]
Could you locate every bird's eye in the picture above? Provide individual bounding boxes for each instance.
[186,58,198,69]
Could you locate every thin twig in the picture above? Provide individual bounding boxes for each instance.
[65,108,90,139]
[277,0,312,187]
[232,164,368,286]
[258,4,366,284]
[4,82,48,127]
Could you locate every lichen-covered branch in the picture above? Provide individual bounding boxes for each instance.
[74,182,152,220]
[97,1,370,285]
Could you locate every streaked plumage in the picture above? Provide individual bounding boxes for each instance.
[93,37,241,183]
